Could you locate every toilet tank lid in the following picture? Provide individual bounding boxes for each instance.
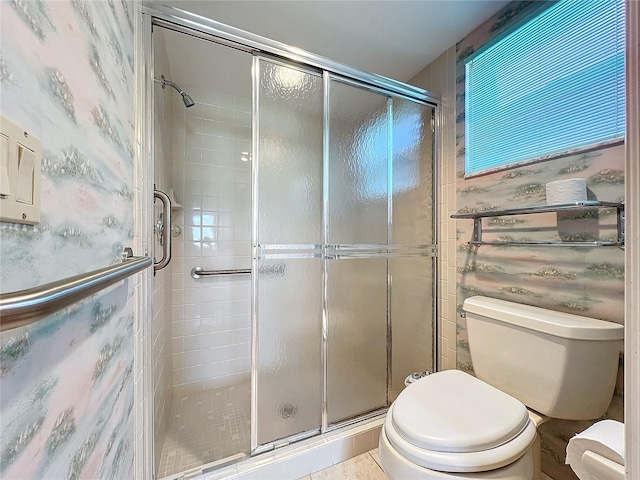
[463,296,624,341]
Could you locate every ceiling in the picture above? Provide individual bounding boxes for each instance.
[152,0,509,96]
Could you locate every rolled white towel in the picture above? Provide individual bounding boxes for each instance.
[566,420,624,480]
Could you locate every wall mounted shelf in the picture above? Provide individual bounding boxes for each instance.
[451,200,624,247]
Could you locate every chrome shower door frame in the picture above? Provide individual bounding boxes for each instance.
[139,3,441,473]
[137,10,155,480]
[252,58,439,451]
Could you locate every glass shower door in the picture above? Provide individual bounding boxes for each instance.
[324,80,436,422]
[390,98,435,401]
[325,78,390,425]
[253,58,324,448]
[253,60,436,450]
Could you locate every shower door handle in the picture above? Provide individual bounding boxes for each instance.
[154,189,172,272]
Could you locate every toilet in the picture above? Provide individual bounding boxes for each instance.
[379,296,624,479]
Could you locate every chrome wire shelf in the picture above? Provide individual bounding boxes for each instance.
[451,201,624,248]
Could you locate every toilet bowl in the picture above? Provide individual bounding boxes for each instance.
[379,296,624,480]
[379,370,536,480]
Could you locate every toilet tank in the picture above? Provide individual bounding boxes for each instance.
[462,296,623,420]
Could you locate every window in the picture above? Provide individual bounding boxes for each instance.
[465,0,625,176]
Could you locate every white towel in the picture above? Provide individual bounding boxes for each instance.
[566,420,625,479]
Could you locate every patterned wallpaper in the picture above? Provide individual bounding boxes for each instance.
[454,2,625,479]
[0,1,137,478]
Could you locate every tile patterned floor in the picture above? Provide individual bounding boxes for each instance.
[299,449,387,480]
[158,383,251,478]
[305,450,554,480]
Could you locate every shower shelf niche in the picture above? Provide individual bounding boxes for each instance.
[451,200,625,247]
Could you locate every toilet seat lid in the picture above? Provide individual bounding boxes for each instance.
[392,370,530,453]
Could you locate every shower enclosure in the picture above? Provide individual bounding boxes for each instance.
[144,6,438,479]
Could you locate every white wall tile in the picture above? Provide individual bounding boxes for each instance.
[410,46,457,372]
[232,470,260,480]
[218,92,235,109]
[353,431,374,457]
[309,443,333,474]
[169,87,253,393]
[259,459,288,480]
[235,95,251,113]
[331,437,356,464]
[286,452,311,479]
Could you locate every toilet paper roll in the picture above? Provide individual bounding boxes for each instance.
[565,420,624,480]
[546,178,587,204]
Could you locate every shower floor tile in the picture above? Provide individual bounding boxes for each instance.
[158,383,251,479]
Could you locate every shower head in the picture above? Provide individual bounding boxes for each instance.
[182,92,195,108]
[159,75,195,108]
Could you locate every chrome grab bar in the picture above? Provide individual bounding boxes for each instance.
[191,266,251,279]
[153,189,172,272]
[0,249,151,332]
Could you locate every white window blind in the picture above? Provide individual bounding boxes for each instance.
[465,0,625,176]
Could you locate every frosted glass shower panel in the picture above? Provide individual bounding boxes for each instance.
[326,258,388,424]
[327,79,389,245]
[255,58,324,447]
[390,257,433,401]
[256,259,323,445]
[389,99,435,401]
[257,60,323,244]
[392,99,434,245]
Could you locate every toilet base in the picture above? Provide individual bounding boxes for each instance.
[379,424,534,480]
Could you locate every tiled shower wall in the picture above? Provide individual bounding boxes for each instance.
[169,88,252,396]
[0,1,137,478]
[409,46,458,372]
[414,2,625,479]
